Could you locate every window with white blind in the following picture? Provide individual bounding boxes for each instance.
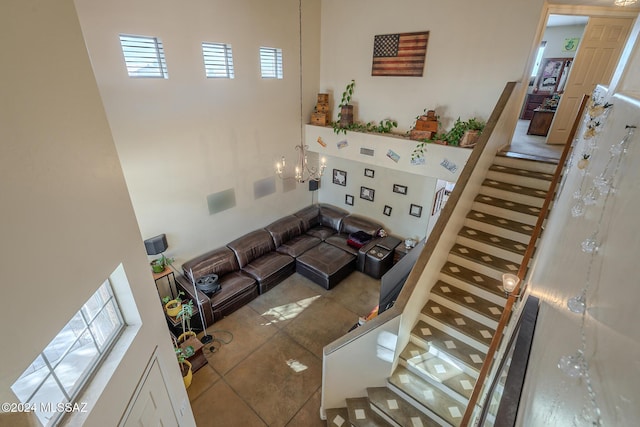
[202,42,235,79]
[119,34,169,78]
[259,47,283,79]
[11,280,125,426]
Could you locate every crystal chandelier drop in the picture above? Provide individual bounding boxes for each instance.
[276,144,326,183]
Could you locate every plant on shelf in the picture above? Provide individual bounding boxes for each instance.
[162,290,184,318]
[150,253,175,273]
[411,116,486,159]
[335,79,355,132]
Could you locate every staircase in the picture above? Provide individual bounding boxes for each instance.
[325,154,556,427]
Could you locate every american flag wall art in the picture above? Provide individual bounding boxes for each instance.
[371,31,429,77]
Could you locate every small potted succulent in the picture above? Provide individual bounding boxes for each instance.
[150,253,174,273]
[175,346,194,388]
[162,290,184,318]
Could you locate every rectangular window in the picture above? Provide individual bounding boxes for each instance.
[260,47,283,79]
[11,280,125,426]
[119,34,169,78]
[531,41,547,77]
[202,42,235,79]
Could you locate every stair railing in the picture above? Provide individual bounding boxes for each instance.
[460,94,591,426]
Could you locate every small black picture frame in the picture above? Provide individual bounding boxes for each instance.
[360,186,375,202]
[364,168,375,178]
[410,203,423,217]
[393,184,408,195]
[345,194,354,206]
[333,169,347,186]
[383,205,392,216]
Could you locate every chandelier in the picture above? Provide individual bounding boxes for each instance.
[276,144,326,183]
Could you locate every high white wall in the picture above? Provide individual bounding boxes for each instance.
[0,1,193,425]
[319,0,545,133]
[74,0,322,268]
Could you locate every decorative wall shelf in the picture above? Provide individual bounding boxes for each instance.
[304,125,472,182]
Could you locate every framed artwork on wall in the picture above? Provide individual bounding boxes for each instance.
[333,169,347,186]
[410,203,423,217]
[393,184,407,195]
[432,188,445,215]
[360,186,375,202]
[383,205,392,216]
[345,194,354,206]
[364,168,375,178]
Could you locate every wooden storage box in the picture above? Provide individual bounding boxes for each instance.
[410,129,434,141]
[414,119,438,132]
[317,93,329,104]
[311,112,331,126]
[316,103,330,113]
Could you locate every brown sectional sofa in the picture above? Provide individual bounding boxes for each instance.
[175,203,388,325]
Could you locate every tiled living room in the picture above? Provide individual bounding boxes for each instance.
[186,272,380,426]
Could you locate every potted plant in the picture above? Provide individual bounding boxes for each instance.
[175,347,193,389]
[458,118,486,148]
[176,299,195,344]
[150,253,174,273]
[162,290,184,318]
[335,79,355,132]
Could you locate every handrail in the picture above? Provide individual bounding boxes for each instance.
[460,94,590,426]
[323,81,518,355]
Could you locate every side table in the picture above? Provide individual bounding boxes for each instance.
[153,267,176,299]
[364,245,394,279]
[393,244,413,264]
[179,336,208,373]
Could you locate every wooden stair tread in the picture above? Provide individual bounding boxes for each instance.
[496,150,560,164]
[431,280,505,322]
[367,387,445,427]
[481,178,549,200]
[422,300,495,346]
[466,210,536,237]
[459,226,528,256]
[450,244,521,276]
[488,163,554,181]
[440,261,506,299]
[398,345,477,401]
[411,320,485,374]
[346,397,392,427]
[474,194,543,217]
[326,407,350,427]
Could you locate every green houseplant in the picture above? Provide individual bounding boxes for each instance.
[175,346,193,388]
[150,253,175,273]
[334,79,355,133]
[176,299,195,343]
[162,290,184,318]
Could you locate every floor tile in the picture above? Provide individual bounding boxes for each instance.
[285,387,325,427]
[191,379,266,427]
[186,364,220,402]
[283,296,359,358]
[324,271,380,316]
[248,276,324,329]
[204,305,279,375]
[225,331,322,426]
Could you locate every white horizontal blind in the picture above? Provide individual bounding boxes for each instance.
[202,42,235,78]
[259,47,283,79]
[11,280,125,426]
[119,34,169,78]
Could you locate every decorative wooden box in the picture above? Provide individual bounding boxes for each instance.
[311,112,331,126]
[316,103,330,113]
[414,118,438,132]
[409,130,434,141]
[317,93,329,104]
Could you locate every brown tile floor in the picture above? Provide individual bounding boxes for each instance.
[188,271,380,426]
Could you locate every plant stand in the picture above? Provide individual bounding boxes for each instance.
[179,335,208,373]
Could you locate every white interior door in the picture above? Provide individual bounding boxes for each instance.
[546,17,633,145]
[122,359,178,427]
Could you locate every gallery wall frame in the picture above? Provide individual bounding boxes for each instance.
[360,186,375,202]
[393,184,407,195]
[383,205,392,216]
[410,203,423,217]
[364,168,375,178]
[345,194,354,206]
[333,169,347,186]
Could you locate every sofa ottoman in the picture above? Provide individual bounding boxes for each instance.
[296,242,356,290]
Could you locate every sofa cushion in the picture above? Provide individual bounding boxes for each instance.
[319,204,348,232]
[341,214,382,237]
[227,229,276,268]
[306,225,338,241]
[265,215,304,247]
[276,234,321,257]
[293,205,321,231]
[242,252,296,294]
[182,247,240,281]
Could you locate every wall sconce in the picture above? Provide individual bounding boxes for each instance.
[276,143,326,183]
[502,273,521,297]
